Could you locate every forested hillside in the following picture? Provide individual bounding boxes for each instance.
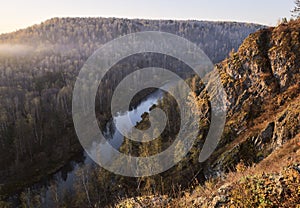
[0,17,263,202]
[0,17,262,63]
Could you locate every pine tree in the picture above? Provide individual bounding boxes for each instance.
[291,0,300,18]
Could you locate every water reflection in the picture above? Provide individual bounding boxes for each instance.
[16,88,165,207]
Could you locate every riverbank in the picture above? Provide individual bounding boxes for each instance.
[0,138,83,199]
[0,86,165,206]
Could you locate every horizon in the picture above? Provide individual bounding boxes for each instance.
[0,16,267,35]
[0,0,295,35]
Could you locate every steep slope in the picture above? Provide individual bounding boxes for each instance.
[205,20,300,176]
[115,19,300,208]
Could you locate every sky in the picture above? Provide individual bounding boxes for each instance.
[0,0,295,35]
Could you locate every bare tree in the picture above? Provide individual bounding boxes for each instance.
[291,0,300,18]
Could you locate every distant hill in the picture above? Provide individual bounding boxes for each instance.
[0,17,263,63]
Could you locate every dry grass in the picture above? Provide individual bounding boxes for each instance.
[168,134,300,208]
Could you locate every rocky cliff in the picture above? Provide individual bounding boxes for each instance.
[206,19,300,176]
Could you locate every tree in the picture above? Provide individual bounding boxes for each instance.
[291,0,300,18]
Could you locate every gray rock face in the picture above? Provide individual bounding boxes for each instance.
[202,20,300,177]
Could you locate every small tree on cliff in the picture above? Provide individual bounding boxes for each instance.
[291,0,300,18]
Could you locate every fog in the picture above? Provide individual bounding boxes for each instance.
[0,44,34,56]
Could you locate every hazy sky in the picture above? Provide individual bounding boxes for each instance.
[0,0,295,34]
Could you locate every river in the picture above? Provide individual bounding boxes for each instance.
[10,87,165,207]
